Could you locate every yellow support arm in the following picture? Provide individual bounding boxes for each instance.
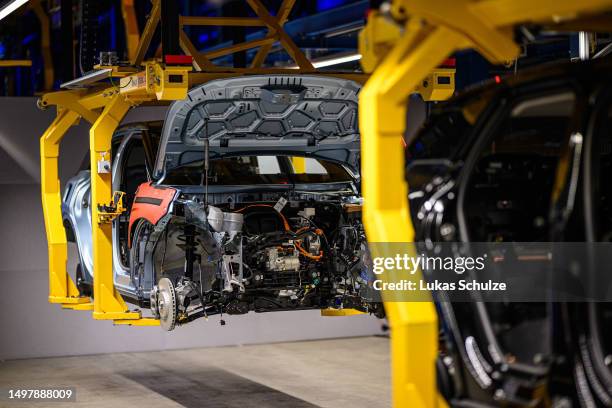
[0,60,32,67]
[359,1,612,407]
[90,94,140,320]
[41,109,89,305]
[360,21,462,408]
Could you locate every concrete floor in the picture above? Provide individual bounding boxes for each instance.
[0,336,390,408]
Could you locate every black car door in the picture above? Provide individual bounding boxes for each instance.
[449,80,587,405]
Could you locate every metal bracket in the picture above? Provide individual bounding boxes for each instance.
[97,191,127,224]
[119,61,191,101]
[320,308,366,316]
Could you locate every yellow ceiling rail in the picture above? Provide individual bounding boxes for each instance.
[246,0,314,70]
[179,30,215,70]
[358,1,612,407]
[133,0,313,73]
[179,16,267,27]
[0,60,32,67]
[251,0,296,68]
[203,35,278,60]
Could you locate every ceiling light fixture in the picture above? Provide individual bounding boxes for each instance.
[0,0,29,22]
[311,53,362,68]
[286,52,362,69]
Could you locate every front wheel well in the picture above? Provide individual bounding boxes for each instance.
[128,217,146,249]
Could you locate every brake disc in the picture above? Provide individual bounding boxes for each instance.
[150,285,160,319]
[157,278,177,331]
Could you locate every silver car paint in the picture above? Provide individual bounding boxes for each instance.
[62,131,141,297]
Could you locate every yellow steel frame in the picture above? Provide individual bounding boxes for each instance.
[359,0,612,407]
[132,0,314,72]
[42,108,87,305]
[121,0,141,63]
[0,60,32,67]
[40,86,164,326]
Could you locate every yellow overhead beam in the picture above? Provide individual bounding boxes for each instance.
[179,30,215,70]
[247,0,314,71]
[251,0,296,68]
[188,70,370,86]
[178,0,307,72]
[0,60,32,67]
[180,16,267,26]
[203,35,278,60]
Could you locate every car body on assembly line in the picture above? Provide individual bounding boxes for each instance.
[62,75,383,331]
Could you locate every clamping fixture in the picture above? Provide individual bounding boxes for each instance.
[97,191,126,224]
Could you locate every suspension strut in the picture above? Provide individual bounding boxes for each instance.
[183,224,196,280]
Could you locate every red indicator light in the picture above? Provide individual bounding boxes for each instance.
[440,58,456,67]
[164,55,193,65]
[494,75,501,84]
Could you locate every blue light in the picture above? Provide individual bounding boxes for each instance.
[198,30,219,45]
[110,5,116,50]
[198,33,210,44]
[317,0,346,12]
[0,42,5,59]
[22,33,36,45]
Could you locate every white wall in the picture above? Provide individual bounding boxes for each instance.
[0,98,383,360]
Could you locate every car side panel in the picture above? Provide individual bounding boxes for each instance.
[62,170,94,282]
